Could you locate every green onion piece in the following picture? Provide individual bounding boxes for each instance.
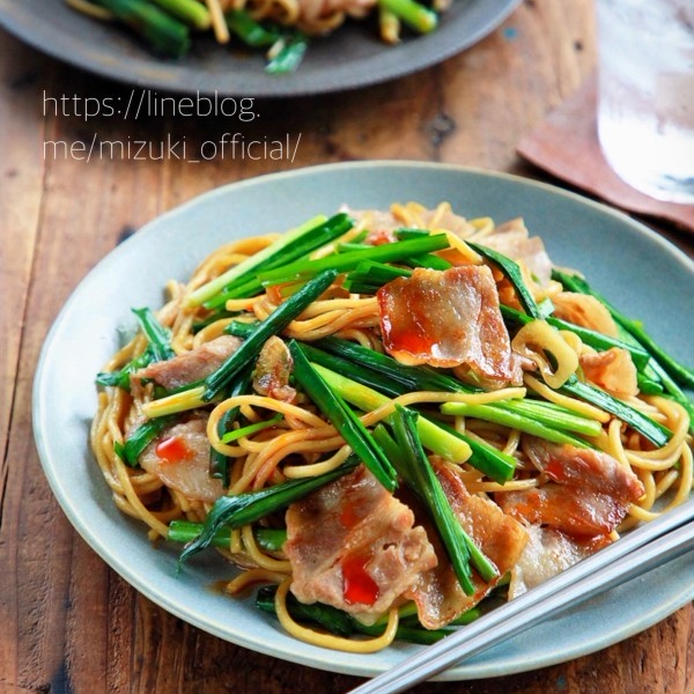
[210,368,252,486]
[132,307,175,361]
[311,362,477,469]
[258,235,450,286]
[390,406,482,594]
[494,399,603,437]
[266,33,308,74]
[313,336,478,393]
[289,342,397,491]
[425,419,517,483]
[337,242,372,253]
[441,402,591,447]
[202,269,338,401]
[500,303,650,371]
[168,521,286,551]
[552,270,694,389]
[203,276,265,311]
[202,213,354,309]
[221,413,283,443]
[637,372,664,395]
[114,414,178,467]
[179,457,358,564]
[94,0,191,57]
[559,377,671,446]
[186,214,329,307]
[403,253,452,271]
[394,228,430,240]
[151,0,210,28]
[467,242,541,318]
[96,349,151,390]
[225,9,279,46]
[343,260,411,294]
[378,0,437,33]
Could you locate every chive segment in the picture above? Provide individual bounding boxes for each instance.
[552,270,694,389]
[467,242,541,318]
[390,406,498,593]
[168,521,286,552]
[93,0,191,57]
[131,307,175,361]
[441,403,591,447]
[225,9,279,46]
[221,413,283,443]
[178,457,358,564]
[186,214,330,307]
[289,342,397,491]
[258,235,450,285]
[311,362,480,474]
[202,269,338,401]
[266,34,309,75]
[559,377,671,446]
[114,415,178,467]
[377,0,437,33]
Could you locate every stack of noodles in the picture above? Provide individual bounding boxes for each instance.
[92,202,693,651]
[65,0,441,66]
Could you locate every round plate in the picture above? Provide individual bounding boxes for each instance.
[33,162,694,679]
[0,0,519,97]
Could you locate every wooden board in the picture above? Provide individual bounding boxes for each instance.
[0,1,692,692]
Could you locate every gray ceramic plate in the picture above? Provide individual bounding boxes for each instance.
[33,162,694,679]
[0,0,519,97]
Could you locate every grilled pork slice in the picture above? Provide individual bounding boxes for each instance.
[377,266,522,388]
[133,335,240,391]
[507,525,592,599]
[580,347,638,399]
[139,416,225,503]
[474,218,553,287]
[284,466,437,624]
[405,465,528,629]
[497,438,644,539]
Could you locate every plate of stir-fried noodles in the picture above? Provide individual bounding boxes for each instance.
[33,162,694,678]
[0,0,519,96]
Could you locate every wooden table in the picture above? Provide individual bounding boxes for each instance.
[1,1,692,692]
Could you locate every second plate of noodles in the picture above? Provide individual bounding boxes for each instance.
[33,163,694,677]
[1,0,520,95]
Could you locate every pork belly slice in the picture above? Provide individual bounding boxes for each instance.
[284,466,437,624]
[140,416,225,503]
[580,347,638,399]
[377,266,522,388]
[405,465,528,629]
[497,438,644,539]
[133,335,241,391]
[507,525,593,599]
[473,218,553,287]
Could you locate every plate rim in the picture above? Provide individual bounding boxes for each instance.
[0,0,521,97]
[32,161,694,679]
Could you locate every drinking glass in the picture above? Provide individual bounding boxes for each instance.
[596,0,694,204]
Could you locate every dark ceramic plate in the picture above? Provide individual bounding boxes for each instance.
[0,0,519,97]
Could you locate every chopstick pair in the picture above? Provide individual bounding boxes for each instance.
[348,500,694,694]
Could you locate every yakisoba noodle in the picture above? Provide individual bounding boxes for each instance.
[91,201,693,652]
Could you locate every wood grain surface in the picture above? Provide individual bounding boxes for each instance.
[1,1,692,692]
